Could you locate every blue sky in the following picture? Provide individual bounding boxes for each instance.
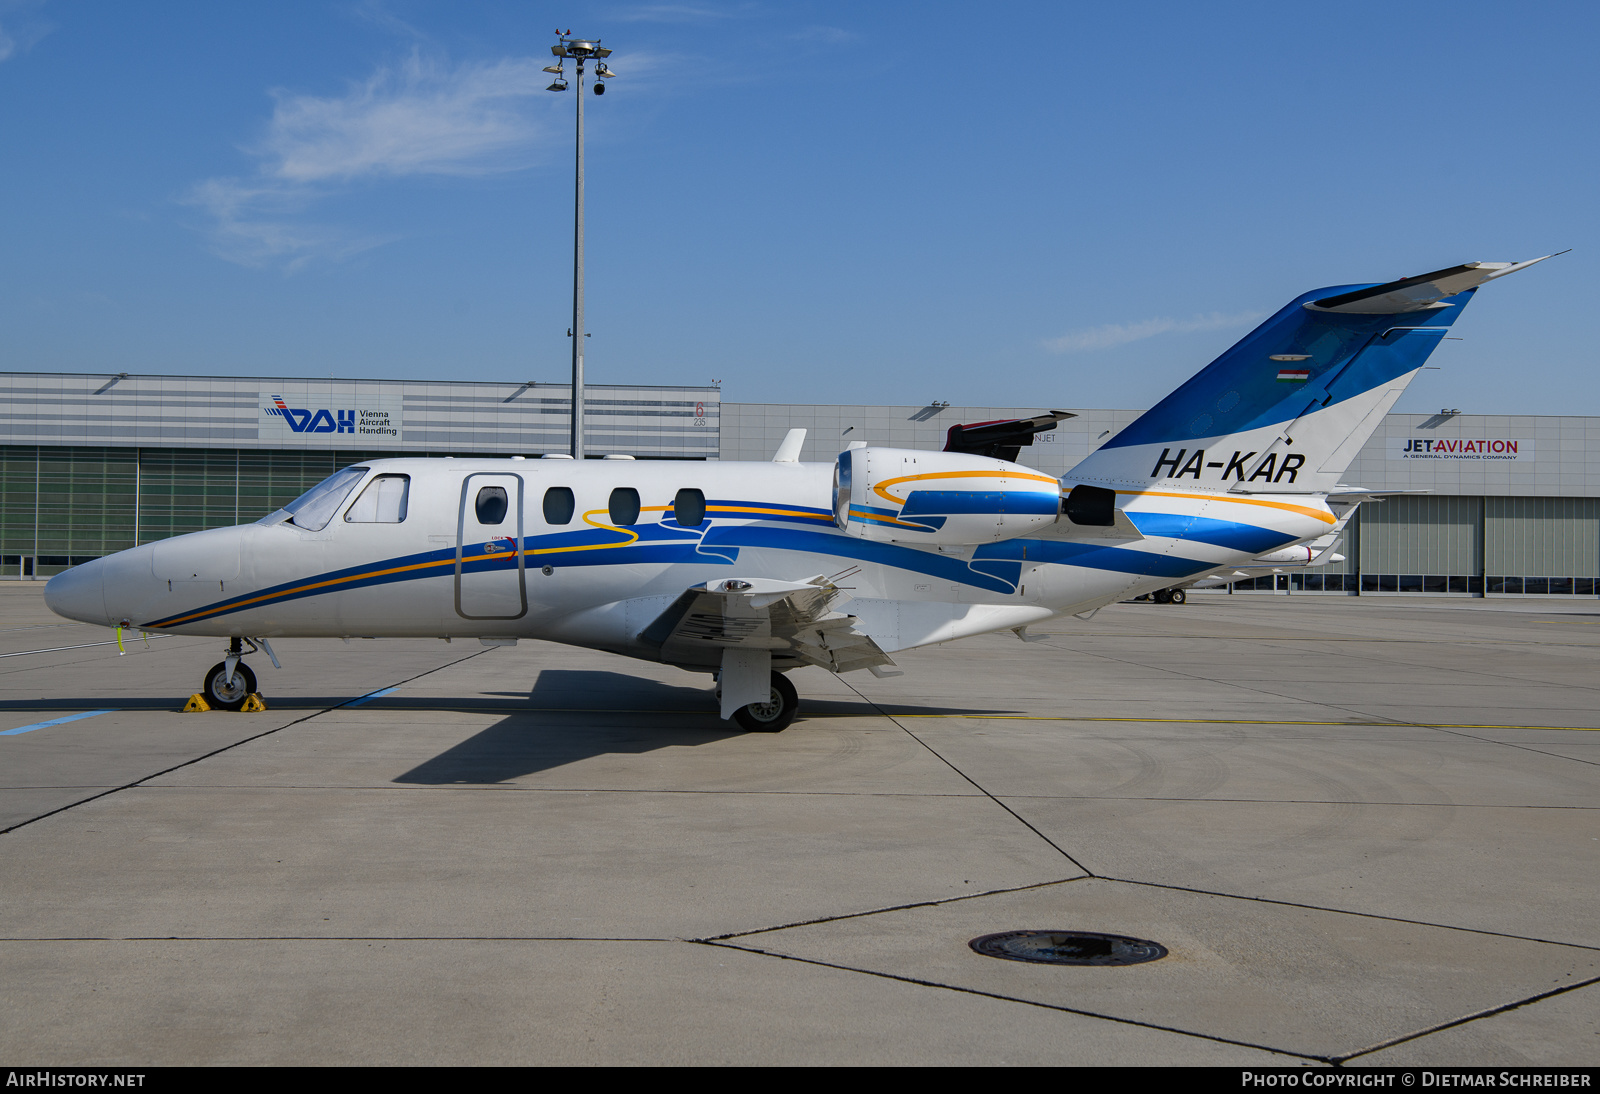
[0,1,1594,415]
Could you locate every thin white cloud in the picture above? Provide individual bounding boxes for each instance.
[186,50,559,268]
[0,7,53,63]
[181,178,392,271]
[1042,310,1264,354]
[790,25,854,44]
[260,52,551,182]
[608,4,746,23]
[347,0,428,42]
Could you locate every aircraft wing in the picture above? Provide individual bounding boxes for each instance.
[638,575,895,674]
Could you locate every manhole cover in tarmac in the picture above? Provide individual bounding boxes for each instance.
[969,930,1168,966]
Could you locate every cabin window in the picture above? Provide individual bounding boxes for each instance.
[543,487,575,525]
[475,486,509,526]
[280,466,368,531]
[608,487,640,526]
[673,488,706,527]
[344,475,410,523]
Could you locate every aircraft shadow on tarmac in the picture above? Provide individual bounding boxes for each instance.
[389,669,1016,784]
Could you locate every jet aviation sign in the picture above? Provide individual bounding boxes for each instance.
[1387,437,1533,462]
[259,391,404,445]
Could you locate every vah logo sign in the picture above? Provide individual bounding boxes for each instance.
[259,392,403,444]
[1387,437,1534,461]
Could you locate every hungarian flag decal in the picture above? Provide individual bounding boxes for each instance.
[1276,368,1311,382]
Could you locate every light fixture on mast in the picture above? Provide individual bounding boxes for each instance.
[547,32,615,458]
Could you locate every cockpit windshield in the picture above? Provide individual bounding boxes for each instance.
[262,466,369,531]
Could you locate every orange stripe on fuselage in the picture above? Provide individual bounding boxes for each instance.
[156,503,832,627]
[1123,489,1336,525]
[871,469,1059,506]
[708,505,833,521]
[156,555,460,627]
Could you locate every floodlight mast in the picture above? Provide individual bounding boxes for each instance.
[547,34,614,459]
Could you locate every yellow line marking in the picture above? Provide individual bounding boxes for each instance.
[322,703,1600,732]
[887,714,1600,730]
[1123,489,1336,525]
[872,469,1059,505]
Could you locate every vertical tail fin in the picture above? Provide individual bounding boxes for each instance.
[1067,258,1556,495]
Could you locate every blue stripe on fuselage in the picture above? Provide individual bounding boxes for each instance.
[1126,513,1297,554]
[974,538,1217,580]
[140,498,1229,628]
[900,490,1060,517]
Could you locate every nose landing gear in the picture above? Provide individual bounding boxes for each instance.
[200,637,273,711]
[203,659,258,710]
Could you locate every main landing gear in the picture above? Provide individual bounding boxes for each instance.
[721,671,800,733]
[1153,587,1187,605]
[200,636,276,711]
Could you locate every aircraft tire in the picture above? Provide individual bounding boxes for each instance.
[732,671,799,733]
[203,661,257,711]
[1153,589,1172,604]
[1168,588,1186,605]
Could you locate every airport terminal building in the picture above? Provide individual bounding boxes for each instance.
[2,370,1596,596]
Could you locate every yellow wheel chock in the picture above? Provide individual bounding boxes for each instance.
[182,693,211,713]
[241,693,268,712]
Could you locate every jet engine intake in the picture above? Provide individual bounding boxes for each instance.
[833,447,1062,546]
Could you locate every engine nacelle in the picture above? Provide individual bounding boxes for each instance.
[832,447,1062,545]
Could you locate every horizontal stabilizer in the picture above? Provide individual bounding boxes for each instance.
[1327,487,1432,500]
[945,410,1075,462]
[1307,254,1563,314]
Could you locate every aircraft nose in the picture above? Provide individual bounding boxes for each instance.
[44,559,108,625]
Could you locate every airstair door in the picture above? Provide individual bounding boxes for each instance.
[456,473,527,620]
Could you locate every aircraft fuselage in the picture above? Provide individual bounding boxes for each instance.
[44,454,1331,663]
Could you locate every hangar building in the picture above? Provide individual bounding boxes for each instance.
[2,371,1595,597]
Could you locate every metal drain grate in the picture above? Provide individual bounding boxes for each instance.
[969,930,1167,966]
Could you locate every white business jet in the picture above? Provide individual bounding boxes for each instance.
[45,259,1552,729]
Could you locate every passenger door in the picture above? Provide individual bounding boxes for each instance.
[456,473,527,620]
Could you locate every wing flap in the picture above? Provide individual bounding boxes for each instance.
[642,575,895,673]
